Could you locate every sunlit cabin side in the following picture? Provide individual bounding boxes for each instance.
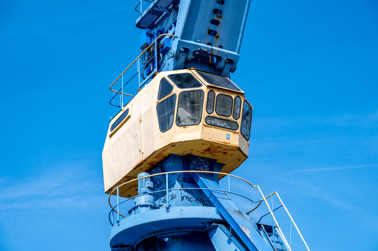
[102,69,253,197]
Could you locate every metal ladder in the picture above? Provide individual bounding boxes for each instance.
[192,172,273,251]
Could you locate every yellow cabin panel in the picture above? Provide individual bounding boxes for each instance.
[102,69,253,197]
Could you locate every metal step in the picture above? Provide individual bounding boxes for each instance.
[272,240,284,245]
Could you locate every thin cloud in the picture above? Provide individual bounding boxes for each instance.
[255,111,378,130]
[293,164,378,173]
[272,177,378,230]
[323,112,378,127]
[254,137,335,150]
[274,178,358,212]
[0,159,104,210]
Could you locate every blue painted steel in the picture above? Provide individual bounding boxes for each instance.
[134,0,252,76]
[192,172,273,251]
[208,224,245,251]
[160,37,172,54]
[136,0,179,29]
[108,155,277,250]
[140,29,157,50]
[110,206,222,250]
[150,155,223,208]
[129,172,156,215]
[259,224,289,251]
[259,224,278,250]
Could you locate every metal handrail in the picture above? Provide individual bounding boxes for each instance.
[257,205,283,223]
[135,0,153,14]
[273,192,311,251]
[254,191,310,251]
[108,53,156,107]
[108,170,262,215]
[107,170,309,251]
[109,71,139,107]
[246,192,278,215]
[108,186,263,226]
[109,33,175,96]
[246,200,263,214]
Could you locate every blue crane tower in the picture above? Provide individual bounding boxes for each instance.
[102,1,310,250]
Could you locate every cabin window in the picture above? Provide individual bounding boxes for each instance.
[168,73,202,89]
[205,116,239,131]
[241,101,252,140]
[157,94,176,132]
[176,90,204,126]
[216,94,233,117]
[110,108,130,132]
[158,78,173,100]
[206,90,215,114]
[197,71,241,92]
[233,96,241,120]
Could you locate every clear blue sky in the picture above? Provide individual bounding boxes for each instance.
[0,0,377,250]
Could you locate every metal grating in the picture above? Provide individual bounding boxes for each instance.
[136,0,176,29]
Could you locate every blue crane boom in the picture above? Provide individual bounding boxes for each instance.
[136,0,251,76]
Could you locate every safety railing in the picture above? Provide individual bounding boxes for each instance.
[108,170,310,251]
[109,33,175,108]
[134,0,153,15]
[250,191,311,251]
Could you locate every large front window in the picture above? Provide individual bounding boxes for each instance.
[176,90,204,126]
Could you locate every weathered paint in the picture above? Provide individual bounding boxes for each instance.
[102,69,252,197]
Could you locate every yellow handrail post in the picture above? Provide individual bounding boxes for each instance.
[275,192,311,251]
[256,187,292,251]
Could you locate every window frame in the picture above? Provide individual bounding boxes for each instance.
[205,116,239,131]
[194,70,244,93]
[206,90,215,114]
[215,94,233,118]
[156,94,177,133]
[241,100,253,141]
[109,108,131,136]
[233,96,241,120]
[168,73,203,89]
[157,78,174,100]
[176,90,205,127]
